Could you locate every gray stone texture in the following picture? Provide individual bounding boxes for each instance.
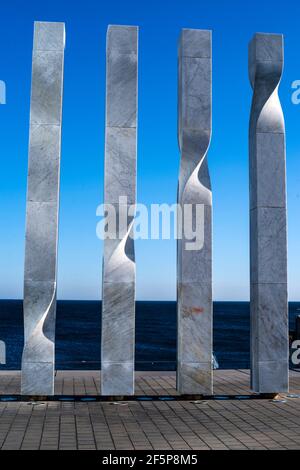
[177,29,213,395]
[249,33,288,393]
[104,128,136,205]
[101,26,138,396]
[21,22,65,395]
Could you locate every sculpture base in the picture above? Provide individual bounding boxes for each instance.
[177,362,212,395]
[21,362,54,396]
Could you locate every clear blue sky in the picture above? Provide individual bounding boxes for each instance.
[0,0,299,300]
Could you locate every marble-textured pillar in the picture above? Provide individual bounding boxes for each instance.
[21,22,65,395]
[101,25,138,395]
[249,33,288,393]
[0,341,5,365]
[177,29,213,395]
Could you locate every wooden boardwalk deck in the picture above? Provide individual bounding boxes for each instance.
[0,370,299,450]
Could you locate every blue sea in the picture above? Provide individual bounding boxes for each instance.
[0,300,299,370]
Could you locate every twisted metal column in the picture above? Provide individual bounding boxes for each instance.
[249,33,288,393]
[177,29,213,395]
[101,25,138,395]
[22,22,65,395]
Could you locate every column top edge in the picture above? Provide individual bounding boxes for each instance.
[33,21,66,51]
[249,32,283,64]
[106,25,138,54]
[107,24,139,30]
[34,21,65,26]
[179,29,211,58]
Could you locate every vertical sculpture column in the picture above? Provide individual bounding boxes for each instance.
[177,29,213,395]
[101,25,138,395]
[249,33,288,393]
[22,22,65,395]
